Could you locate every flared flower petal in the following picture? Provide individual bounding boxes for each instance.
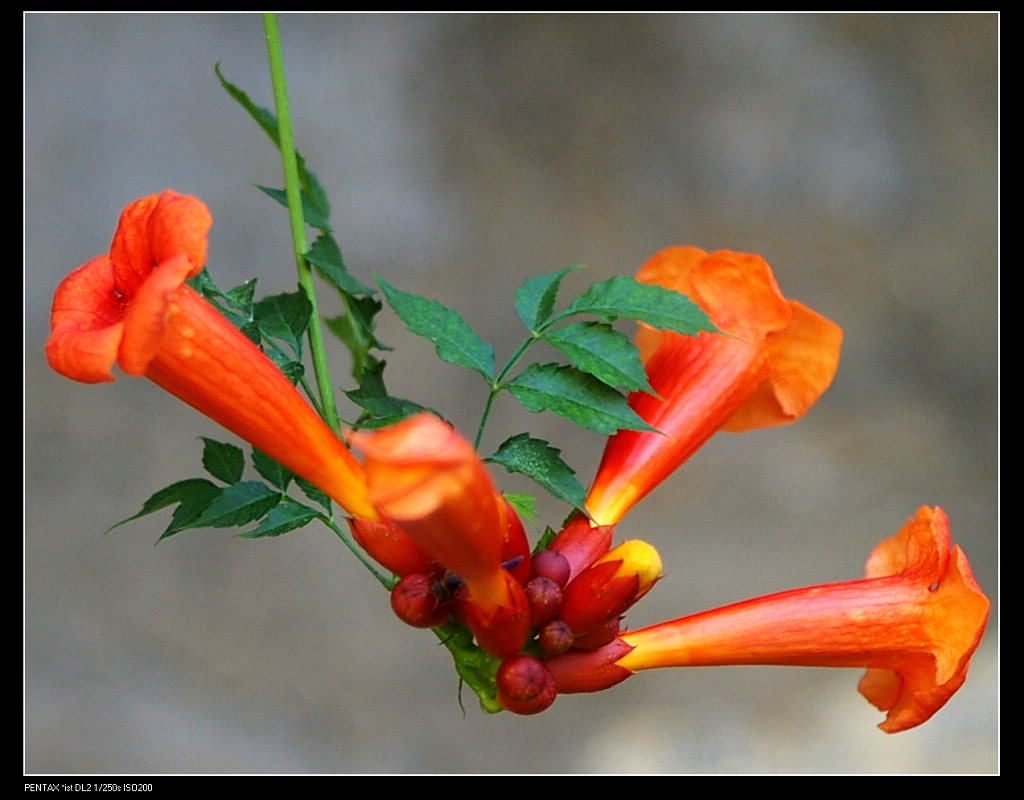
[546,507,989,733]
[349,413,530,657]
[585,247,842,526]
[46,190,375,520]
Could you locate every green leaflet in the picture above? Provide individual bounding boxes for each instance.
[239,500,322,538]
[541,321,654,394]
[514,265,580,330]
[200,438,245,485]
[488,433,587,513]
[561,275,717,335]
[377,277,495,380]
[505,363,658,436]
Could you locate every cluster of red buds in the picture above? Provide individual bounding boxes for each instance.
[354,508,661,714]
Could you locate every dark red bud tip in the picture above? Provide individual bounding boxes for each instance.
[496,655,558,715]
[524,576,564,627]
[530,549,571,588]
[390,573,450,629]
[537,619,574,656]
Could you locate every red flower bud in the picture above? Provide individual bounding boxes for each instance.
[496,655,557,715]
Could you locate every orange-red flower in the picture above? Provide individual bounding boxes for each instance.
[349,413,530,658]
[546,507,989,733]
[45,190,375,520]
[585,247,843,526]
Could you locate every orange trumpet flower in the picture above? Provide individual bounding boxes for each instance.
[349,413,530,658]
[585,247,842,526]
[546,507,989,733]
[45,190,375,520]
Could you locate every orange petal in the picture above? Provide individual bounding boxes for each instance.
[46,255,126,384]
[722,300,842,432]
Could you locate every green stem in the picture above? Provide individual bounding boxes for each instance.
[263,13,341,434]
[323,516,395,590]
[473,334,539,450]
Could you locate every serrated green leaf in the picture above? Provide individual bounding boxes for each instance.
[159,482,225,541]
[505,363,658,435]
[324,294,388,381]
[377,278,494,380]
[223,279,258,315]
[514,266,580,331]
[561,275,717,335]
[184,481,282,532]
[216,64,330,227]
[295,477,332,513]
[502,493,539,527]
[257,186,332,233]
[488,434,587,512]
[200,438,245,484]
[262,353,304,385]
[251,449,293,492]
[238,500,322,538]
[542,321,654,394]
[253,290,312,357]
[436,621,502,714]
[107,478,219,533]
[305,233,375,296]
[344,358,427,426]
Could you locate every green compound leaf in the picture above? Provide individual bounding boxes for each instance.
[502,493,539,527]
[107,478,219,533]
[514,266,580,331]
[251,449,293,492]
[561,275,717,335]
[435,621,501,714]
[541,321,654,394]
[238,499,322,538]
[200,438,245,485]
[344,357,428,427]
[185,481,282,532]
[377,278,494,380]
[215,64,331,229]
[488,433,587,513]
[253,290,312,358]
[295,477,332,513]
[505,363,658,435]
[305,233,375,296]
[257,186,332,233]
[159,482,226,541]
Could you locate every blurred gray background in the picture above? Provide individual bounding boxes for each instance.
[25,13,997,774]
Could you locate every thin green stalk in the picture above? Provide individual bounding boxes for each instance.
[263,13,341,434]
[473,334,539,450]
[324,516,395,590]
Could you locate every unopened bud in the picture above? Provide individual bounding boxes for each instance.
[496,655,557,715]
[390,573,450,629]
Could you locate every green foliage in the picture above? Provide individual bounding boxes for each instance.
[200,438,245,484]
[561,275,717,335]
[110,440,326,544]
[488,434,587,513]
[542,321,654,394]
[435,622,502,714]
[305,233,374,296]
[506,363,658,435]
[377,278,495,380]
[513,266,580,331]
[216,64,330,230]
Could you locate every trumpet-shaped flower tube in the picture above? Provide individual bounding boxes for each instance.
[585,247,842,526]
[45,191,375,520]
[349,413,530,658]
[546,507,989,733]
